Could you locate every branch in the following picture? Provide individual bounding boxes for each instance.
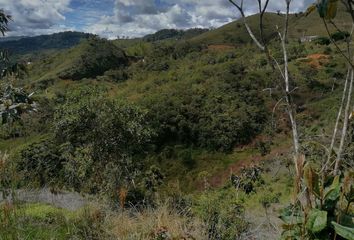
[323,68,351,172]
[335,68,354,175]
[229,0,265,51]
[258,0,270,46]
[323,19,354,69]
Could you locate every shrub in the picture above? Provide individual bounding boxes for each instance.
[143,62,268,151]
[15,137,65,187]
[330,31,350,42]
[195,190,249,239]
[315,37,331,45]
[16,87,155,198]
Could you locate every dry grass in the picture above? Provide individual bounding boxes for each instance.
[110,204,207,240]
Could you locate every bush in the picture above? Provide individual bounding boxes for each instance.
[17,87,155,198]
[16,137,65,187]
[330,31,350,42]
[195,190,249,239]
[143,62,268,151]
[314,37,331,45]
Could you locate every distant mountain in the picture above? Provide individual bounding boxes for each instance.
[0,36,25,42]
[0,31,94,55]
[143,28,209,42]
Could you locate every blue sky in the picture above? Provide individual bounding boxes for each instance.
[0,0,313,39]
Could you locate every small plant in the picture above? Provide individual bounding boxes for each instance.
[230,166,264,194]
[150,226,171,240]
[280,166,354,240]
[256,140,271,156]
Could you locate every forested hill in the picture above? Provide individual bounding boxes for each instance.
[143,28,209,42]
[0,31,93,55]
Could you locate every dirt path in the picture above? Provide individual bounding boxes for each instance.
[0,188,87,210]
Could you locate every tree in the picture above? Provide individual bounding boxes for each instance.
[0,9,36,124]
[0,9,11,68]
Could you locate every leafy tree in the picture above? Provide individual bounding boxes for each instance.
[0,10,36,125]
[51,87,154,197]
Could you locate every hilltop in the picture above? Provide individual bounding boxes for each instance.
[0,31,93,55]
[26,37,128,85]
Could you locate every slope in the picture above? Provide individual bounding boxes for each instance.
[27,37,128,84]
[0,31,93,55]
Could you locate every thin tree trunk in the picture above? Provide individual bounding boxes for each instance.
[334,69,354,175]
[324,69,350,171]
[281,0,300,156]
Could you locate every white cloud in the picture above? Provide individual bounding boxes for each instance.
[0,0,314,38]
[87,0,314,39]
[0,0,72,36]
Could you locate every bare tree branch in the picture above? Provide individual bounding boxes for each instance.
[335,68,354,175]
[229,0,266,50]
[324,68,351,172]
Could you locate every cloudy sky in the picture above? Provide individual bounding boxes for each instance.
[0,0,313,39]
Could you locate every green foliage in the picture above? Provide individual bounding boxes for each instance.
[141,60,268,151]
[16,137,64,187]
[332,222,354,240]
[0,85,36,124]
[231,166,264,194]
[255,140,271,156]
[314,37,331,45]
[331,31,351,42]
[0,10,11,36]
[316,0,339,19]
[179,148,196,169]
[14,87,155,199]
[58,38,128,80]
[97,69,128,83]
[281,168,354,240]
[0,203,111,240]
[143,28,208,42]
[259,190,281,211]
[53,87,154,195]
[27,37,128,83]
[195,189,249,239]
[306,209,327,233]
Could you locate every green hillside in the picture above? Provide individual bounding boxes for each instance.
[1,2,353,239]
[143,28,209,42]
[27,37,128,85]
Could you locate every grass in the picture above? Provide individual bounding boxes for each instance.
[0,202,72,240]
[0,201,208,240]
[110,204,207,240]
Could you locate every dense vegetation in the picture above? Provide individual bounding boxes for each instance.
[143,28,209,42]
[0,1,353,239]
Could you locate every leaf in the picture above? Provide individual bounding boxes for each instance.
[305,4,317,16]
[304,163,320,198]
[324,175,340,201]
[317,0,328,18]
[306,209,327,233]
[332,222,354,240]
[317,0,339,19]
[325,0,339,20]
